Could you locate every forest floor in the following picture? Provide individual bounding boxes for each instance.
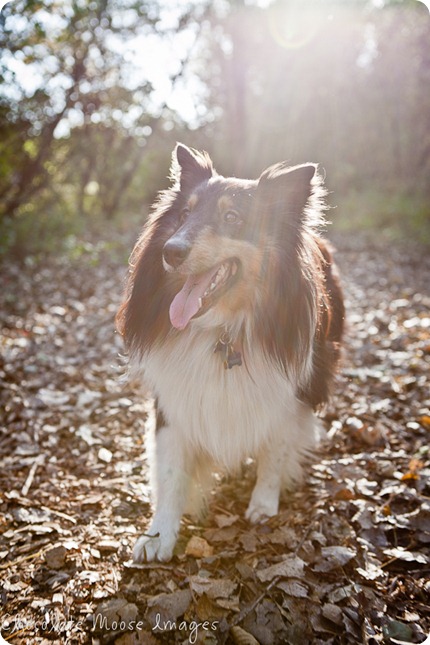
[0,230,429,645]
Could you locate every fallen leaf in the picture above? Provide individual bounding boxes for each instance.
[322,603,343,625]
[256,555,305,582]
[185,535,214,558]
[93,598,138,631]
[231,625,260,645]
[383,547,429,565]
[276,579,309,598]
[189,576,237,599]
[203,525,240,543]
[146,589,192,628]
[214,513,240,528]
[98,447,113,463]
[313,546,356,572]
[115,632,159,645]
[45,545,67,569]
[419,415,430,430]
[382,619,416,643]
[37,388,71,407]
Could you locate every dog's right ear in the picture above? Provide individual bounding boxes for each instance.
[171,143,213,191]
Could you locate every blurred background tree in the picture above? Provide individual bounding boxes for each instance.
[0,0,429,257]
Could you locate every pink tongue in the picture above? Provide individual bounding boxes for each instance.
[169,265,221,330]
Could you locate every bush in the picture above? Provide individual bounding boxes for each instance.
[0,208,84,262]
[331,188,430,244]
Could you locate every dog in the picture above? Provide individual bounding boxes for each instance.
[116,143,344,562]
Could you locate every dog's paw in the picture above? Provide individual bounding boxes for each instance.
[245,498,278,524]
[132,531,176,562]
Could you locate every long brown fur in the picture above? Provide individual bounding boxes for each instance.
[117,144,344,408]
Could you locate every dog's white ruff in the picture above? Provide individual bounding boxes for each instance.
[132,326,322,562]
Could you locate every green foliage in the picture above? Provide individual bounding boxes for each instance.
[0,208,84,261]
[0,205,137,264]
[0,0,174,220]
[1,0,430,259]
[63,236,128,267]
[332,189,430,244]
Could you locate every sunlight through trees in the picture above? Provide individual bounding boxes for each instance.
[1,0,429,254]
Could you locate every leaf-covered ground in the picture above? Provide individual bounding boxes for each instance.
[1,232,429,645]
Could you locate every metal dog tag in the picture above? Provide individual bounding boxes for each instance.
[214,332,242,369]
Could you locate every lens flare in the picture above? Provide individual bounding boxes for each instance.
[268,3,322,50]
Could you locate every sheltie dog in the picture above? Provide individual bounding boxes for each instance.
[116,143,344,562]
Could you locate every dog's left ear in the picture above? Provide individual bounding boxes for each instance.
[171,143,213,191]
[257,162,317,220]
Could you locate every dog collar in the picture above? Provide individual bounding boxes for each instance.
[213,331,242,370]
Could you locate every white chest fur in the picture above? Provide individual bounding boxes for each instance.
[137,329,304,472]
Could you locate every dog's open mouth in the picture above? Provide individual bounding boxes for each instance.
[169,259,240,330]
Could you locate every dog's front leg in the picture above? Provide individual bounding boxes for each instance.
[133,425,189,562]
[245,443,283,524]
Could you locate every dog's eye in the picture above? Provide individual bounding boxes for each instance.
[223,211,241,225]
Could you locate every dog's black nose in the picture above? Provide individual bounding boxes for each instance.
[163,238,191,268]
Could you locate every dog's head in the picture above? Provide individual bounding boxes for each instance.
[163,143,321,331]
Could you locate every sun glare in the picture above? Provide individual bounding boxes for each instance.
[267,3,322,50]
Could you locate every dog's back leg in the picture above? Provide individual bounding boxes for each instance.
[245,402,321,523]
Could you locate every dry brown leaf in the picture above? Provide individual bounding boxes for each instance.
[313,546,356,572]
[146,589,192,628]
[276,579,309,598]
[231,625,260,645]
[214,513,240,528]
[45,545,67,569]
[189,575,237,599]
[419,415,430,430]
[203,525,240,543]
[256,555,305,582]
[93,598,138,631]
[195,593,229,622]
[185,535,214,558]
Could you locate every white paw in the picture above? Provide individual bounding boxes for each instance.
[245,497,279,524]
[132,531,176,562]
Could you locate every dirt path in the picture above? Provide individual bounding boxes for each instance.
[1,233,429,644]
